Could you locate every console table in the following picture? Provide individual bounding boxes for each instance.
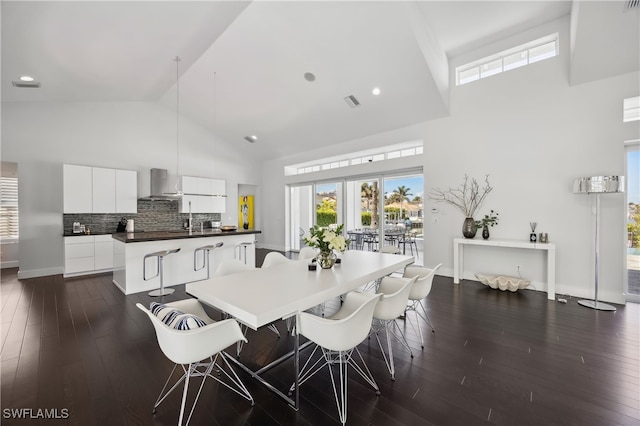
[453,238,556,300]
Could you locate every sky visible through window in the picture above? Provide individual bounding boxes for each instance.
[384,176,424,200]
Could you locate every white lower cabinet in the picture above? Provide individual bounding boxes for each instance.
[64,235,114,277]
[64,236,95,275]
[94,235,114,271]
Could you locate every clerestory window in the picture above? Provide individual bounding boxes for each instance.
[456,33,559,86]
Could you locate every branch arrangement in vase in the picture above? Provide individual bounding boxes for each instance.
[428,174,493,218]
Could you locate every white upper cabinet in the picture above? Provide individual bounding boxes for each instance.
[63,164,93,213]
[92,167,116,213]
[181,175,199,194]
[115,169,137,213]
[63,164,138,213]
[179,176,226,213]
[211,179,226,213]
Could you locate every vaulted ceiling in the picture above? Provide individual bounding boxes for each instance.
[2,1,638,160]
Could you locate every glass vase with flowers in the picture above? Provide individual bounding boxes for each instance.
[304,224,349,269]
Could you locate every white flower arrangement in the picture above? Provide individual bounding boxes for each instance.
[304,224,349,253]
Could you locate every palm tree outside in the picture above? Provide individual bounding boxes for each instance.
[389,185,413,221]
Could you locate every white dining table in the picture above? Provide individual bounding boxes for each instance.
[185,250,414,409]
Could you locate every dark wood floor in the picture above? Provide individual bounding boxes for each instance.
[1,252,639,425]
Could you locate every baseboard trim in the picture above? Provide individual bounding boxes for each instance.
[17,267,64,280]
[1,261,19,269]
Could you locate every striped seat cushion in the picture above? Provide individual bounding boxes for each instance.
[149,302,206,330]
[173,313,207,330]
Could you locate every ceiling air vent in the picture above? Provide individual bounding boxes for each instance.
[12,81,41,88]
[625,0,640,11]
[344,95,360,108]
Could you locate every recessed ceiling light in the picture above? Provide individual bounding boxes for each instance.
[304,72,316,82]
[372,87,381,96]
[244,135,258,143]
[12,80,40,88]
[19,75,34,82]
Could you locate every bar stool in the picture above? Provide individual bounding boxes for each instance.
[144,248,181,297]
[194,242,223,279]
[235,240,256,265]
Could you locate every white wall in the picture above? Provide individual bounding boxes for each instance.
[1,101,261,279]
[259,21,639,304]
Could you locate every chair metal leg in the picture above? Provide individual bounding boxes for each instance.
[153,364,181,413]
[215,353,254,405]
[237,324,248,357]
[268,323,281,337]
[290,345,379,424]
[153,355,253,425]
[416,300,435,332]
[326,350,349,425]
[177,364,191,426]
[349,347,380,394]
[236,323,280,358]
[372,319,413,380]
[405,299,435,349]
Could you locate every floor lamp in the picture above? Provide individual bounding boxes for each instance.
[573,175,625,311]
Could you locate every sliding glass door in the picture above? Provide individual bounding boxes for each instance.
[315,182,342,227]
[626,143,639,302]
[288,170,423,264]
[289,185,313,251]
[289,182,343,251]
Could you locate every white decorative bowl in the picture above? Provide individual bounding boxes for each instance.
[474,273,531,292]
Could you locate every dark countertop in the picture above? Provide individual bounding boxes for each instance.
[63,231,113,237]
[111,229,261,243]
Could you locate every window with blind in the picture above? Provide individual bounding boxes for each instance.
[1,163,19,240]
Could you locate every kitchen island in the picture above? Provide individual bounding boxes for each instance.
[112,229,261,295]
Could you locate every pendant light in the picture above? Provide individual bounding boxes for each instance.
[211,70,226,199]
[161,56,226,199]
[164,56,183,197]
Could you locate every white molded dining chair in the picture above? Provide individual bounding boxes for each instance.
[261,251,297,330]
[214,258,252,276]
[136,299,253,426]
[297,246,317,261]
[403,263,442,348]
[261,251,291,268]
[359,247,402,293]
[370,275,418,380]
[292,291,383,425]
[377,245,401,255]
[215,258,281,353]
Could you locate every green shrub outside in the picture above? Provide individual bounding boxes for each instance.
[361,212,371,226]
[316,211,336,227]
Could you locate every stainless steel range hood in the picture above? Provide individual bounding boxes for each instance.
[138,168,181,201]
[138,168,228,201]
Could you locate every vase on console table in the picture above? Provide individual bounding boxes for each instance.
[317,250,337,269]
[462,218,477,239]
[482,225,490,240]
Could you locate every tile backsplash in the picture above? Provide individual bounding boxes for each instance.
[63,200,222,234]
